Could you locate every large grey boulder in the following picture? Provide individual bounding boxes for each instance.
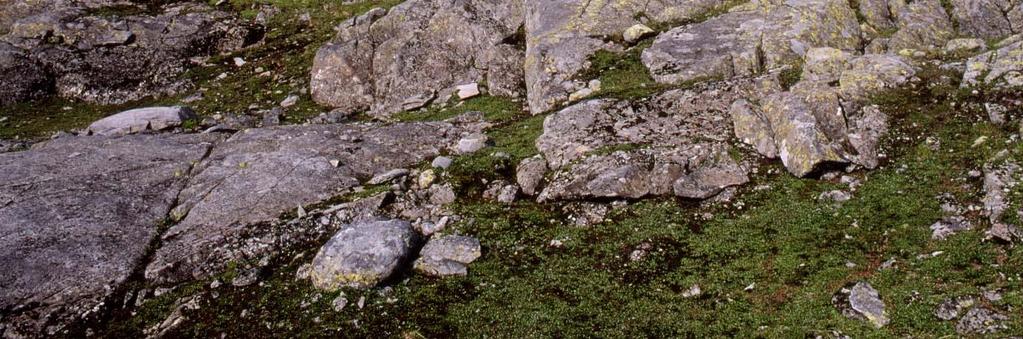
[310,219,418,290]
[87,106,197,136]
[536,80,756,201]
[642,0,862,86]
[145,122,463,284]
[311,1,524,118]
[414,235,482,277]
[963,37,1023,88]
[0,134,217,337]
[523,0,727,113]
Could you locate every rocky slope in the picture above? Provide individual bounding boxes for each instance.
[1,0,1022,337]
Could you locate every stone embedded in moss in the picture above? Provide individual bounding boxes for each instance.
[310,219,419,290]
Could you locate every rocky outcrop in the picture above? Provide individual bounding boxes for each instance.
[535,80,756,201]
[145,122,465,285]
[0,42,51,105]
[963,37,1023,88]
[310,219,419,290]
[87,106,197,136]
[0,134,218,337]
[642,0,862,86]
[886,0,954,53]
[310,0,524,118]
[522,0,727,113]
[0,2,259,105]
[951,0,1015,40]
[730,54,914,176]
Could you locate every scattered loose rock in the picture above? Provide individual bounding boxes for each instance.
[87,106,197,136]
[833,282,889,328]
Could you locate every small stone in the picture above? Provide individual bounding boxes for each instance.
[930,216,971,240]
[280,95,299,108]
[414,235,482,277]
[819,190,852,203]
[623,24,655,44]
[956,307,1008,334]
[496,185,518,204]
[368,168,410,185]
[357,296,366,310]
[418,170,436,188]
[233,57,247,67]
[516,156,548,196]
[331,294,348,312]
[834,282,889,328]
[682,284,702,298]
[935,296,975,321]
[456,133,489,154]
[456,83,481,100]
[431,156,453,169]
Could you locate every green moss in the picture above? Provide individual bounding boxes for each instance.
[574,42,667,101]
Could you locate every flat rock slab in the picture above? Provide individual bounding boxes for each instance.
[146,122,462,284]
[0,134,217,336]
[87,106,197,136]
[414,235,482,277]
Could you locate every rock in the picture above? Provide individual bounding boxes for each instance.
[963,38,1023,88]
[310,1,523,118]
[622,24,655,44]
[496,184,519,203]
[563,202,611,227]
[935,296,975,320]
[857,0,897,30]
[0,42,51,105]
[456,133,490,154]
[803,47,853,83]
[516,156,548,196]
[682,284,702,298]
[310,219,418,290]
[730,99,779,158]
[523,0,733,113]
[643,0,861,86]
[146,122,462,285]
[951,0,1014,40]
[87,106,197,136]
[760,89,846,177]
[930,216,972,240]
[536,81,759,200]
[982,162,1021,242]
[280,95,299,108]
[956,307,1008,334]
[888,0,954,53]
[944,38,987,55]
[833,282,890,328]
[431,156,453,169]
[819,190,853,203]
[4,3,259,105]
[414,235,482,277]
[0,134,217,336]
[456,83,481,100]
[331,295,348,312]
[368,168,411,185]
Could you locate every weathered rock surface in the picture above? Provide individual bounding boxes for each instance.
[643,0,862,86]
[146,122,464,284]
[524,0,728,113]
[887,0,954,53]
[951,0,1015,40]
[956,306,1008,334]
[833,282,889,328]
[311,1,524,117]
[982,161,1021,242]
[310,219,418,290]
[536,81,755,201]
[1,2,259,105]
[414,235,482,277]
[963,37,1023,88]
[732,54,913,176]
[87,106,197,136]
[516,156,548,196]
[0,42,51,105]
[0,134,217,336]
